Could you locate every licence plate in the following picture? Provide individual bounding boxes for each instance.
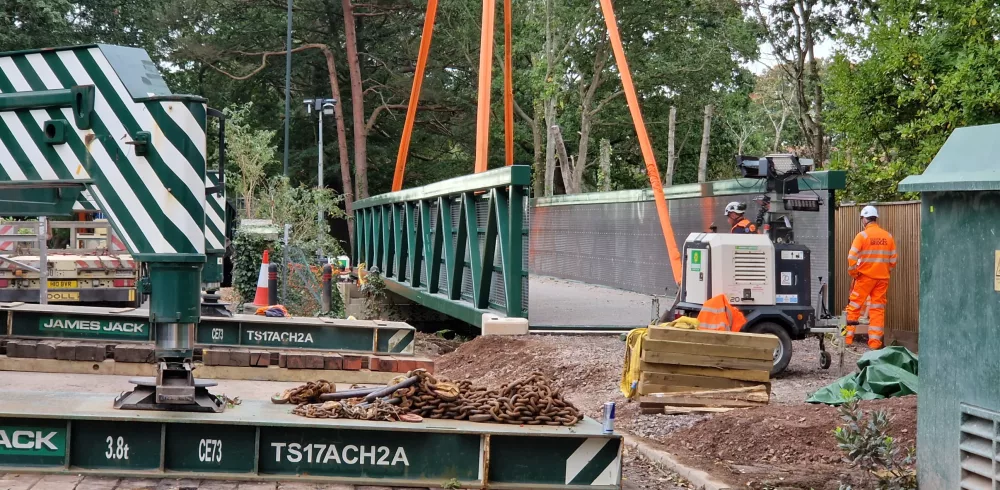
[48,280,78,289]
[47,291,80,302]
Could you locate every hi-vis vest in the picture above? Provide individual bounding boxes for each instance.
[731,219,756,234]
[847,223,897,280]
[697,294,747,332]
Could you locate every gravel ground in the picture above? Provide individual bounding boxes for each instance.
[621,448,693,490]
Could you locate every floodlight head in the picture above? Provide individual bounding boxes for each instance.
[303,98,315,114]
[736,154,768,178]
[322,99,336,116]
[764,153,815,176]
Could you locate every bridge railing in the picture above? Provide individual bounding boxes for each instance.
[353,166,531,327]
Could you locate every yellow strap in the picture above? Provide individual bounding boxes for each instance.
[619,327,647,399]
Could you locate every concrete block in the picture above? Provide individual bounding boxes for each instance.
[284,354,305,369]
[395,356,417,373]
[481,314,529,336]
[55,342,76,360]
[75,343,105,361]
[36,340,58,359]
[278,352,288,368]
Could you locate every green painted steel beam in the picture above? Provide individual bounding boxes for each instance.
[0,304,416,355]
[535,170,847,207]
[382,277,487,327]
[354,166,531,209]
[0,89,74,110]
[0,391,622,488]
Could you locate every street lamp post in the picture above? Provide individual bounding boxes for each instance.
[304,98,337,225]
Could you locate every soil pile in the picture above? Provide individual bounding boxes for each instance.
[665,395,917,489]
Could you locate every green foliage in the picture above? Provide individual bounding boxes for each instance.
[255,176,346,258]
[833,390,916,490]
[826,0,1000,202]
[220,102,280,217]
[230,230,273,306]
[441,478,462,490]
[361,268,396,320]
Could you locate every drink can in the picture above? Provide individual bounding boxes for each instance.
[602,402,616,434]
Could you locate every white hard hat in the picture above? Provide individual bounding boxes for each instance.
[724,202,746,215]
[860,205,879,218]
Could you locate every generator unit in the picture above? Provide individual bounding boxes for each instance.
[672,154,839,375]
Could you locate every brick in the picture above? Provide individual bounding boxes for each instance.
[270,351,280,365]
[278,352,288,368]
[116,344,155,363]
[56,341,76,360]
[249,350,270,367]
[75,343,105,361]
[302,353,324,369]
[284,354,305,369]
[371,356,398,372]
[342,354,363,371]
[35,340,58,359]
[323,353,343,370]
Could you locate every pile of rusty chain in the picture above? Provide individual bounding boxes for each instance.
[271,380,336,405]
[394,370,581,426]
[292,399,401,421]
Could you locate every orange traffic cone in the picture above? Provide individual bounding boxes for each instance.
[252,250,270,306]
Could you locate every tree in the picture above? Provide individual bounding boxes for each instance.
[825,0,1000,202]
[750,0,840,163]
[223,102,276,218]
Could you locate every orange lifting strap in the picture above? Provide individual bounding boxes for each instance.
[598,0,682,284]
[390,0,683,285]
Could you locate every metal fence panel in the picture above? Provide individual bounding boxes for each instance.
[529,194,834,313]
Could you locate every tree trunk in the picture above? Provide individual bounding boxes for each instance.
[698,104,713,183]
[665,106,676,186]
[544,102,557,196]
[542,0,556,197]
[531,104,544,196]
[342,0,368,199]
[319,48,355,248]
[599,139,611,192]
[552,125,574,194]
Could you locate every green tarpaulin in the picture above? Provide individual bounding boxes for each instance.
[806,346,918,405]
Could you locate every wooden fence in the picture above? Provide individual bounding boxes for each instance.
[834,201,921,350]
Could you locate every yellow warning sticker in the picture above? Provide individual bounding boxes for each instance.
[994,251,1000,292]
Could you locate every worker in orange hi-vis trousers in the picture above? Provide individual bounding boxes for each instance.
[845,205,898,349]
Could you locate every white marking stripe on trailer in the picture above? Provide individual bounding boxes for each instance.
[565,438,619,485]
[0,133,27,180]
[85,152,140,253]
[27,107,89,179]
[0,112,58,179]
[54,51,174,254]
[0,58,60,180]
[86,50,204,253]
[387,329,413,353]
[161,100,207,159]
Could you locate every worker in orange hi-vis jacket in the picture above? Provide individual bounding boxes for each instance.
[845,205,898,349]
[697,294,747,333]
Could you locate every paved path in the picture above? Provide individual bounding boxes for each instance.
[0,474,430,490]
[528,275,661,327]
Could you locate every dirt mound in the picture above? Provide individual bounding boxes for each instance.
[435,335,626,420]
[665,395,917,489]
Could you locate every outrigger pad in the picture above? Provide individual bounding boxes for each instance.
[114,384,225,413]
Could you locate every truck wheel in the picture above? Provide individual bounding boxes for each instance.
[747,321,793,376]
